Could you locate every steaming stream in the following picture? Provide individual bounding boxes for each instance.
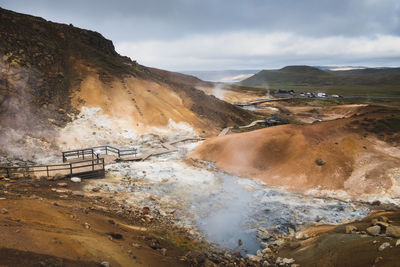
[85,141,370,255]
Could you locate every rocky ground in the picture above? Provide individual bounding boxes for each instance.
[0,175,251,267]
[2,173,400,267]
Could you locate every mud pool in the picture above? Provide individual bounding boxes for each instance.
[85,141,370,254]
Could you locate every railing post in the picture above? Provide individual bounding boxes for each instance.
[6,168,10,178]
[92,159,94,171]
[62,152,65,163]
[105,146,108,155]
[118,150,120,158]
[69,163,72,176]
[46,166,49,176]
[82,150,85,160]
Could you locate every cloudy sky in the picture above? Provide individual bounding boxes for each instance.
[1,0,400,70]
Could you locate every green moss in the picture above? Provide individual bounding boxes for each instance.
[149,229,205,251]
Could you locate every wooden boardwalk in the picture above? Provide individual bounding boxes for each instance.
[118,137,205,162]
[234,97,292,106]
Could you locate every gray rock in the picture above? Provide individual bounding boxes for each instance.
[71,177,82,183]
[257,227,273,240]
[246,254,262,262]
[1,208,8,214]
[378,242,390,251]
[100,262,110,267]
[366,225,381,236]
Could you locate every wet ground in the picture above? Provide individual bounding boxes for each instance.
[85,141,371,255]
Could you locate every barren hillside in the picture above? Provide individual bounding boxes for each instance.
[0,8,256,159]
[190,105,400,201]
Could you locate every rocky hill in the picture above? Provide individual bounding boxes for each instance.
[240,65,400,96]
[190,105,400,201]
[0,8,256,160]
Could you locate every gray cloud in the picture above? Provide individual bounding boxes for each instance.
[1,0,399,70]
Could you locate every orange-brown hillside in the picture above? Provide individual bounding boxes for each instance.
[0,8,256,158]
[189,106,400,199]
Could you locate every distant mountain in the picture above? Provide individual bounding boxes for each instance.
[239,65,400,96]
[182,70,259,83]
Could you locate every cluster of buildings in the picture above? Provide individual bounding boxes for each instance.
[277,89,341,98]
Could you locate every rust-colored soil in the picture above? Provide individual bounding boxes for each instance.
[0,178,191,267]
[189,106,400,198]
[278,211,400,267]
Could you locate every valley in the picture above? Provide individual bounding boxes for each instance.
[1,7,400,267]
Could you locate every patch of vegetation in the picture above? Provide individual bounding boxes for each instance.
[286,97,400,107]
[239,65,400,97]
[149,229,205,251]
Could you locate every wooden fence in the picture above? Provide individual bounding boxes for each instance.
[62,145,137,162]
[0,158,105,179]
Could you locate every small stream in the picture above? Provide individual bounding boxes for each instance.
[87,141,370,255]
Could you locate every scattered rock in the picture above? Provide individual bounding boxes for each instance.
[84,222,91,229]
[371,218,379,226]
[107,232,123,240]
[315,157,325,166]
[396,239,400,247]
[100,261,110,267]
[276,257,295,265]
[246,254,262,262]
[378,242,390,251]
[57,183,68,187]
[71,177,81,183]
[262,247,272,254]
[1,208,8,214]
[379,216,390,223]
[54,173,65,180]
[386,225,400,238]
[161,248,167,256]
[366,225,381,236]
[71,191,84,197]
[345,225,357,234]
[142,207,150,214]
[257,227,273,240]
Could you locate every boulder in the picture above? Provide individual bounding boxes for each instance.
[378,242,390,251]
[366,225,381,236]
[371,218,379,226]
[70,177,82,183]
[345,225,357,234]
[246,254,262,262]
[386,225,400,238]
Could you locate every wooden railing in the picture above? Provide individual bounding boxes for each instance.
[62,145,137,162]
[0,158,105,179]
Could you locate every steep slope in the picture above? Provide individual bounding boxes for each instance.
[0,8,255,159]
[189,105,400,201]
[240,65,400,96]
